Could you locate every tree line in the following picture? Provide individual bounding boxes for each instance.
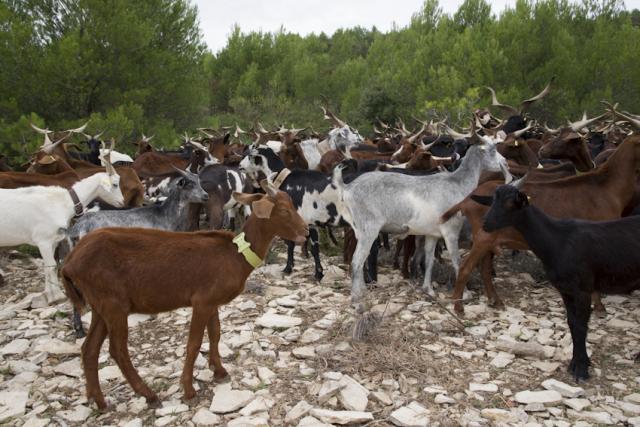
[1,0,639,165]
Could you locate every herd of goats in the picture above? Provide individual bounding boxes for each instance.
[1,81,639,410]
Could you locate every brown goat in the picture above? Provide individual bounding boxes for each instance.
[75,167,144,208]
[538,129,594,172]
[443,135,640,314]
[0,170,80,189]
[61,182,308,410]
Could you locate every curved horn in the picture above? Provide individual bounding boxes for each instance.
[441,123,471,139]
[197,128,215,138]
[66,121,89,134]
[510,172,530,189]
[407,123,427,144]
[234,123,247,138]
[519,77,555,113]
[41,133,70,154]
[256,122,269,134]
[568,112,607,132]
[322,106,347,128]
[260,179,278,198]
[511,122,534,138]
[485,86,518,116]
[543,122,560,135]
[30,123,51,135]
[102,140,117,176]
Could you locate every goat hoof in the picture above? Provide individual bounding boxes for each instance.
[213,368,229,381]
[568,359,590,382]
[146,395,161,408]
[488,299,505,309]
[75,329,87,339]
[314,271,324,281]
[183,389,197,402]
[634,352,640,362]
[593,307,607,318]
[89,396,108,411]
[282,266,293,275]
[452,302,465,315]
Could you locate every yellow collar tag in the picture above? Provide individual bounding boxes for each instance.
[232,232,263,269]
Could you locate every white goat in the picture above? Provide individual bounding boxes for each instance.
[0,162,124,304]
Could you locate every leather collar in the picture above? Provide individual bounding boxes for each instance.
[232,232,263,269]
[67,188,84,218]
[272,168,291,189]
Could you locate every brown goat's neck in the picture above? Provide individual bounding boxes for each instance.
[237,215,276,273]
[599,138,637,195]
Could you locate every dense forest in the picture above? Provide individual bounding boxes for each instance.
[1,0,639,165]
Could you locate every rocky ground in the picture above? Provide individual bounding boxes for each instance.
[0,244,639,427]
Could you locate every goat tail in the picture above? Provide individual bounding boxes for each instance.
[61,271,85,313]
[441,201,464,224]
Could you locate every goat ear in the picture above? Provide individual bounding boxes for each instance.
[251,198,275,219]
[223,133,231,145]
[470,195,493,206]
[232,192,263,206]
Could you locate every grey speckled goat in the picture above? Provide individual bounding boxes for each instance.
[62,168,208,337]
[333,136,511,304]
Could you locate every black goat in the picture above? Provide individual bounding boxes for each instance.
[474,180,640,381]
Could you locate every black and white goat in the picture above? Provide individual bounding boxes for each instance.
[475,179,640,381]
[240,145,345,280]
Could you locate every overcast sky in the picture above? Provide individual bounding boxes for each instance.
[194,0,640,53]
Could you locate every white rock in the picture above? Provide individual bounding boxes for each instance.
[541,379,584,398]
[434,394,455,404]
[256,313,302,328]
[210,383,254,413]
[515,390,563,405]
[338,375,369,412]
[99,365,124,381]
[607,317,635,328]
[192,408,221,426]
[293,346,316,359]
[619,401,640,416]
[276,296,299,307]
[228,331,254,349]
[34,338,80,354]
[625,393,640,404]
[469,383,498,393]
[285,400,313,423]
[490,352,515,368]
[22,418,50,427]
[238,300,257,311]
[310,408,374,425]
[495,337,547,358]
[240,396,274,416]
[123,418,143,427]
[389,401,430,427]
[154,415,176,427]
[371,391,393,406]
[566,409,615,425]
[156,403,189,416]
[0,339,30,355]
[531,361,560,373]
[563,398,590,411]
[257,366,276,384]
[8,360,40,374]
[53,358,83,378]
[297,415,333,426]
[0,391,29,423]
[300,328,325,344]
[318,381,344,403]
[480,408,519,423]
[228,416,269,426]
[58,405,93,423]
[128,313,151,327]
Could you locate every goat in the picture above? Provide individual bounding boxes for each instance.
[61,181,308,410]
[186,164,251,231]
[62,169,208,338]
[538,128,595,172]
[443,135,640,315]
[240,145,346,280]
[332,135,510,305]
[476,180,640,381]
[0,158,124,305]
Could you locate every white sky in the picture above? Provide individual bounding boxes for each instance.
[194,0,640,53]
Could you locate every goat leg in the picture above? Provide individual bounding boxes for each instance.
[393,238,403,270]
[207,308,228,380]
[72,308,86,338]
[181,306,209,400]
[107,313,159,406]
[283,241,295,274]
[561,291,592,381]
[381,233,390,250]
[451,245,490,314]
[82,312,109,410]
[480,253,504,309]
[309,228,324,281]
[364,237,380,284]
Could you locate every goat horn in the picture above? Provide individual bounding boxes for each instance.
[198,128,215,138]
[543,122,560,134]
[66,121,89,134]
[30,123,52,135]
[511,122,534,138]
[614,111,640,130]
[102,139,117,175]
[322,106,347,128]
[407,123,427,144]
[41,132,70,154]
[259,179,278,198]
[441,123,471,140]
[485,86,518,117]
[510,172,530,189]
[569,112,607,132]
[185,138,209,153]
[519,77,555,113]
